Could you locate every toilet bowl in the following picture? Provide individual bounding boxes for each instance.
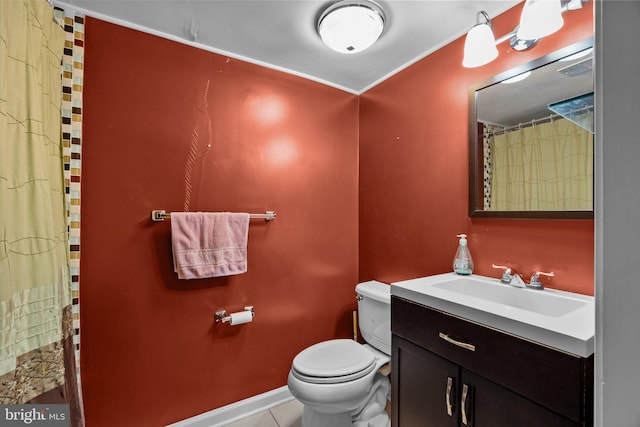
[287,281,391,427]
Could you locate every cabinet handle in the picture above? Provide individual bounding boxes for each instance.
[446,376,455,416]
[439,332,476,352]
[461,384,472,426]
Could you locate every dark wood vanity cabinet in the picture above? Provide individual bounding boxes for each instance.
[391,296,593,427]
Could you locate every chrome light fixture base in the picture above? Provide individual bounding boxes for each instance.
[509,34,539,52]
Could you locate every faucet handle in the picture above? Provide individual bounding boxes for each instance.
[529,271,555,290]
[492,264,513,284]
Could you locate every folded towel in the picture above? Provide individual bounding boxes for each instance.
[171,212,250,279]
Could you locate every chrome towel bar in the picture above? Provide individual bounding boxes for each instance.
[151,210,276,222]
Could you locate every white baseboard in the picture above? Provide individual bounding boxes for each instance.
[167,386,294,427]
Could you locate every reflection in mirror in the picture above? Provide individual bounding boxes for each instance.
[468,38,594,219]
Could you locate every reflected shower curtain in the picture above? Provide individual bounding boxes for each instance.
[490,118,593,211]
[0,0,83,424]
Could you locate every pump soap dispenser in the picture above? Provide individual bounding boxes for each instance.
[453,234,474,275]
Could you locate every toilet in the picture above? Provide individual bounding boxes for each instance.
[287,281,391,427]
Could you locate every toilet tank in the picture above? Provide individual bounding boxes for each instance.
[356,281,391,356]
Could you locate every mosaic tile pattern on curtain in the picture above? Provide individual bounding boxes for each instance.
[54,6,84,381]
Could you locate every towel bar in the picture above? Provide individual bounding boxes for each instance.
[151,210,276,222]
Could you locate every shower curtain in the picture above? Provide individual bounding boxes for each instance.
[0,0,83,424]
[489,117,593,211]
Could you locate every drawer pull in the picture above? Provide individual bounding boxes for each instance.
[439,332,476,352]
[461,384,472,425]
[446,376,455,416]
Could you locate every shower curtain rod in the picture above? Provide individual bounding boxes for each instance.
[490,104,593,136]
[151,210,276,222]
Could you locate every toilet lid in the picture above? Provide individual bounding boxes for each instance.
[291,339,377,384]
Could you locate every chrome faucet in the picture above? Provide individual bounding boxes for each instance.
[493,264,554,290]
[492,264,515,284]
[510,274,527,288]
[526,271,555,290]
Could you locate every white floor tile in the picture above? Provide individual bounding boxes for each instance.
[269,399,303,427]
[222,410,279,427]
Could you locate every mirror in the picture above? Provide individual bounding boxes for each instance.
[468,38,594,219]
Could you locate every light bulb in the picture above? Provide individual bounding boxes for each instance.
[463,23,498,68]
[517,0,564,40]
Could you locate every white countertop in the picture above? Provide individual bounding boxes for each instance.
[391,273,595,357]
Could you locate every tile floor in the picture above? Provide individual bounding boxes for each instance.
[222,398,303,427]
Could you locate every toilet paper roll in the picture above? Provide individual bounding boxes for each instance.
[229,310,253,325]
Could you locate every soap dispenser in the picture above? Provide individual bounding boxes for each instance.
[453,234,474,275]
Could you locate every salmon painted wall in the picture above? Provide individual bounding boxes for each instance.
[81,18,359,426]
[359,3,594,295]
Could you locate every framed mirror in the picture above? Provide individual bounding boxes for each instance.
[468,38,594,219]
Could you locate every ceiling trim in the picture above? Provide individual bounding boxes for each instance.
[359,30,469,94]
[54,0,362,95]
[53,1,483,96]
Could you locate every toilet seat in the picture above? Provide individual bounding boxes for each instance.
[291,339,377,385]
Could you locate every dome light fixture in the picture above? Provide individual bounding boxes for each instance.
[317,0,385,54]
[517,0,564,40]
[462,11,499,68]
[463,0,579,68]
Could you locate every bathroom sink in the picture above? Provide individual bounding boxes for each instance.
[391,273,594,357]
[431,276,587,318]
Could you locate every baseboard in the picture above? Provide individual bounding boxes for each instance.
[166,386,294,427]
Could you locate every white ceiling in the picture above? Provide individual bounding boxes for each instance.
[55,0,520,94]
[477,48,593,126]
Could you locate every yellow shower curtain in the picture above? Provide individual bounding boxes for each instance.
[490,117,593,211]
[0,0,82,422]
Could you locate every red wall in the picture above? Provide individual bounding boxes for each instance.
[81,4,595,425]
[359,4,594,295]
[81,18,359,426]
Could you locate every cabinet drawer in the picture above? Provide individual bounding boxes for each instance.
[392,296,593,424]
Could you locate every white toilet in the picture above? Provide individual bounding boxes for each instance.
[287,281,391,427]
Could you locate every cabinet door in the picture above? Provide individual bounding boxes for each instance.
[461,369,581,427]
[393,336,459,427]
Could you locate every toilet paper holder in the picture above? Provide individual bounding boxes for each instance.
[215,306,254,324]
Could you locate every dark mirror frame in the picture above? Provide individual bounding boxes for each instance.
[468,37,594,219]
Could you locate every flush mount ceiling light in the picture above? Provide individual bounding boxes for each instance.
[317,0,385,54]
[463,0,581,68]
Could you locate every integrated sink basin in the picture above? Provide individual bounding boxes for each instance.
[431,276,588,318]
[391,273,594,357]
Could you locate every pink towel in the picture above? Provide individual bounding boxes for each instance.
[171,212,250,279]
